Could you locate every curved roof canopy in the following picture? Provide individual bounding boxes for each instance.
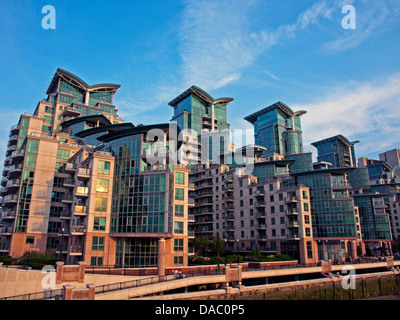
[168,85,234,108]
[47,68,121,95]
[60,115,112,128]
[311,134,360,148]
[244,101,307,124]
[74,123,135,138]
[97,122,182,147]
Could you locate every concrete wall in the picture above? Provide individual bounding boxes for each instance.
[0,265,143,299]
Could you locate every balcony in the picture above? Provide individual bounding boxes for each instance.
[226,214,235,221]
[71,225,86,235]
[0,243,10,252]
[8,164,23,177]
[11,149,25,160]
[0,227,13,235]
[286,220,300,228]
[6,179,20,191]
[65,163,77,173]
[286,195,298,203]
[1,211,16,220]
[10,124,20,135]
[75,186,89,197]
[3,194,18,205]
[70,245,83,256]
[74,205,87,216]
[188,198,195,206]
[62,106,81,117]
[60,210,72,219]
[225,206,235,212]
[77,168,91,180]
[63,179,75,188]
[255,212,267,219]
[188,214,195,222]
[255,201,266,208]
[253,190,265,198]
[285,209,299,216]
[286,233,300,240]
[61,195,74,204]
[257,224,268,230]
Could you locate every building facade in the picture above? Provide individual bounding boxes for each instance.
[0,69,192,269]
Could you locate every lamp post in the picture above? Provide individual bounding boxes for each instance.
[59,225,65,262]
[236,239,240,267]
[224,239,227,266]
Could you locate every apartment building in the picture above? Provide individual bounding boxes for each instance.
[0,69,192,269]
[189,160,317,265]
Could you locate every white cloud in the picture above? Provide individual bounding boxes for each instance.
[292,73,400,158]
[320,1,400,54]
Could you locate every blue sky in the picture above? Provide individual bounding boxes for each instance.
[0,0,400,166]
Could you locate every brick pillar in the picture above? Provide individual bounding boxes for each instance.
[78,261,85,283]
[350,241,358,259]
[62,285,73,300]
[56,261,64,284]
[158,238,166,281]
[87,284,96,300]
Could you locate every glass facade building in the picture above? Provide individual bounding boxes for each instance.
[312,135,358,168]
[244,102,306,157]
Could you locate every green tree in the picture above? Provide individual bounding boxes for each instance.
[208,234,225,257]
[189,237,208,256]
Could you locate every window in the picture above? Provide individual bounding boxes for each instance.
[91,257,103,266]
[95,198,108,212]
[42,125,51,134]
[44,115,53,124]
[93,217,106,231]
[175,172,185,184]
[57,149,70,160]
[26,236,34,244]
[98,161,110,174]
[307,241,313,259]
[174,221,184,234]
[92,237,104,251]
[306,228,311,237]
[174,256,183,265]
[174,239,183,251]
[45,106,54,114]
[175,188,184,200]
[175,205,184,217]
[96,179,109,193]
[304,203,310,212]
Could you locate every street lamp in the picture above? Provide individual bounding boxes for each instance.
[236,239,240,267]
[224,239,227,266]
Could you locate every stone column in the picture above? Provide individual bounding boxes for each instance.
[78,261,85,283]
[56,261,64,284]
[87,284,96,300]
[158,238,166,281]
[62,285,73,300]
[350,241,358,259]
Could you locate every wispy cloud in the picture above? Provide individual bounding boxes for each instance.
[321,0,400,54]
[292,73,400,158]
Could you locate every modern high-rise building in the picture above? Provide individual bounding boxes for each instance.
[169,86,234,165]
[379,149,400,179]
[312,135,359,168]
[244,101,307,158]
[1,67,398,269]
[0,69,193,269]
